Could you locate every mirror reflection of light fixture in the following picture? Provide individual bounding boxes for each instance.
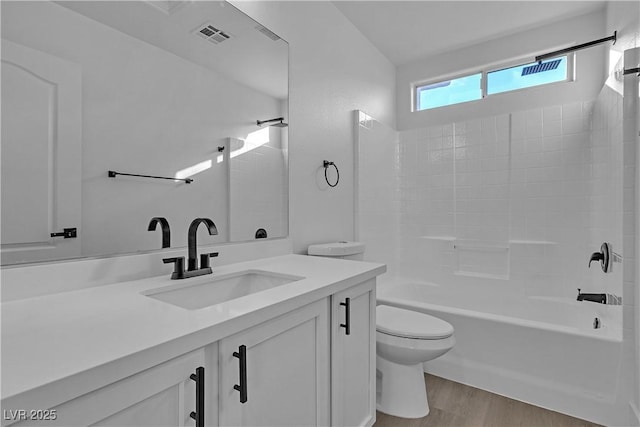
[256,117,288,127]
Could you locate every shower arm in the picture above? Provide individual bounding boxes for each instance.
[256,117,285,127]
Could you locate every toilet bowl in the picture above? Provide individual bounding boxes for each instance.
[305,242,455,418]
[376,305,455,419]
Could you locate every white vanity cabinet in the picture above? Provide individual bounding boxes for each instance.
[2,257,384,427]
[217,299,330,427]
[330,279,377,427]
[8,350,205,427]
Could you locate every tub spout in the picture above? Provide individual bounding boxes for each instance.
[576,288,606,304]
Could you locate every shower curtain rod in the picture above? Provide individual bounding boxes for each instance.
[535,31,616,63]
[623,67,640,76]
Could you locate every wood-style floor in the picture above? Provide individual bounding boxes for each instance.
[374,374,602,427]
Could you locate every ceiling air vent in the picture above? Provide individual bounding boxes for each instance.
[255,24,280,41]
[193,23,231,45]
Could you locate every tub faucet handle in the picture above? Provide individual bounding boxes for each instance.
[589,252,604,267]
[589,243,611,272]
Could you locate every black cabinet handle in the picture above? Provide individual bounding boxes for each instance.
[189,366,204,427]
[340,297,351,335]
[233,345,248,403]
[50,227,77,238]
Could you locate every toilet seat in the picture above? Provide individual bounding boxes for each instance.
[376,305,454,340]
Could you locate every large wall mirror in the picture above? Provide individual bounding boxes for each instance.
[1,0,288,266]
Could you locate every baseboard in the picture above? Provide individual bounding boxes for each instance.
[630,402,640,427]
[423,356,628,427]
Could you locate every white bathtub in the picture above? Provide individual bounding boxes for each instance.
[377,280,626,426]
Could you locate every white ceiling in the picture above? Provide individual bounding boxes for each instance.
[56,1,288,100]
[333,1,607,66]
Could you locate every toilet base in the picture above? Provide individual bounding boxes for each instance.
[376,355,429,419]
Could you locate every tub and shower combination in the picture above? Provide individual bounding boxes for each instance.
[355,87,630,424]
[376,278,624,425]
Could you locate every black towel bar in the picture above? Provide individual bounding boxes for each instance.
[108,170,193,184]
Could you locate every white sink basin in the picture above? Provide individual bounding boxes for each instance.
[142,270,304,310]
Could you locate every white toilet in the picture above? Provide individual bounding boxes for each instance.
[307,242,455,419]
[376,305,455,418]
[307,241,366,260]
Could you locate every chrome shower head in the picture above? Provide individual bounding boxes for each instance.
[256,117,288,128]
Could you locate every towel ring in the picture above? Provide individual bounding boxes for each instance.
[323,160,339,188]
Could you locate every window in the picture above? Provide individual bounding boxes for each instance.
[413,55,572,112]
[416,73,482,111]
[487,56,568,95]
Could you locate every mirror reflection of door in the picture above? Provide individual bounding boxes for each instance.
[1,39,82,265]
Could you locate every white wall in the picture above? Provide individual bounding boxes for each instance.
[355,112,400,279]
[2,1,285,257]
[229,127,288,241]
[230,1,396,254]
[604,1,640,422]
[397,9,607,130]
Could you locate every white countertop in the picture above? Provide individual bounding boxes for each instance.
[1,254,385,412]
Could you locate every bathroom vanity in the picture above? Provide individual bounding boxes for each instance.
[1,255,385,427]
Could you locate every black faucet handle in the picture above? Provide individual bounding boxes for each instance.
[589,252,604,268]
[200,252,219,269]
[163,257,185,279]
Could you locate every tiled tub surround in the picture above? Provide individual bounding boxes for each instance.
[359,96,624,303]
[1,254,385,423]
[394,100,622,301]
[356,76,629,424]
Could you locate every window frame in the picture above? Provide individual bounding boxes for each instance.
[412,53,575,112]
[485,54,574,96]
[413,71,484,112]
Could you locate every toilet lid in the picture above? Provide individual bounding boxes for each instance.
[376,305,454,339]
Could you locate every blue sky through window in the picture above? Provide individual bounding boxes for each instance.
[417,73,482,110]
[487,56,567,95]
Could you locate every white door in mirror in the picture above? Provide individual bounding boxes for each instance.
[1,39,82,265]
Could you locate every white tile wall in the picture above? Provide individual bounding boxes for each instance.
[588,82,624,305]
[359,95,624,304]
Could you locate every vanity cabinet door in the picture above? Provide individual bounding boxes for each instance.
[331,279,376,427]
[218,299,330,427]
[8,350,205,427]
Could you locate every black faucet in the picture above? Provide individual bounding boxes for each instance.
[163,218,219,280]
[187,218,218,271]
[576,288,607,304]
[148,217,171,248]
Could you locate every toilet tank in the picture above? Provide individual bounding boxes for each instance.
[307,241,365,261]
